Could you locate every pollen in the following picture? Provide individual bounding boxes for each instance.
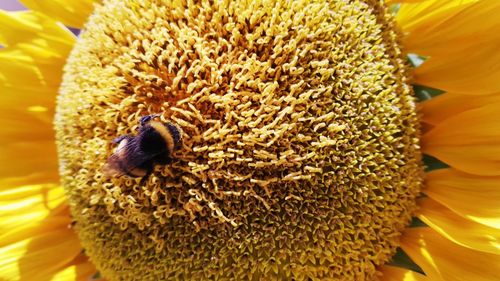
[55,0,423,280]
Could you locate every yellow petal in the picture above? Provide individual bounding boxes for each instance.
[50,253,99,281]
[397,0,477,37]
[414,43,500,95]
[388,0,427,3]
[0,106,54,145]
[398,0,500,94]
[0,77,55,147]
[0,141,58,179]
[0,183,87,280]
[0,11,74,52]
[0,228,82,281]
[0,184,66,244]
[0,49,64,91]
[0,50,52,89]
[0,173,58,188]
[0,13,75,135]
[386,0,428,5]
[417,198,500,254]
[1,215,70,249]
[401,227,500,281]
[425,169,500,229]
[0,11,76,103]
[420,92,500,125]
[400,0,500,57]
[427,145,500,176]
[0,85,55,119]
[19,0,98,28]
[380,265,428,281]
[422,103,500,176]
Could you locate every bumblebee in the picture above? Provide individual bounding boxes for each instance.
[104,114,182,180]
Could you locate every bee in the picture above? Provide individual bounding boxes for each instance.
[104,114,182,182]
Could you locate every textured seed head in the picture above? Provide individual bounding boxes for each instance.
[55,0,423,280]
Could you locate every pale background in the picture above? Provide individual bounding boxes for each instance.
[0,0,81,35]
[0,0,26,11]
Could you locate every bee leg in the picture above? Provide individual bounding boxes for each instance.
[113,135,131,144]
[138,174,149,186]
[138,161,155,186]
[138,169,153,186]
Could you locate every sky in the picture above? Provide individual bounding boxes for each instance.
[0,0,26,11]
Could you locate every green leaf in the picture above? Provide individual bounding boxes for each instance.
[91,271,102,280]
[414,85,445,102]
[423,154,449,172]
[410,217,427,227]
[390,4,401,15]
[389,247,425,274]
[408,54,426,68]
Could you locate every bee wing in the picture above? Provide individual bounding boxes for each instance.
[103,137,151,177]
[102,153,128,177]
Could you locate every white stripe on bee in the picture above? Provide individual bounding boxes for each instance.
[116,138,128,157]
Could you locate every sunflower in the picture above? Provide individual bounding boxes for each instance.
[0,0,499,280]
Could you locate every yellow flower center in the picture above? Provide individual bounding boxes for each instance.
[55,0,423,280]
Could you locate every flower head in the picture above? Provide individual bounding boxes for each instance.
[0,0,499,280]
